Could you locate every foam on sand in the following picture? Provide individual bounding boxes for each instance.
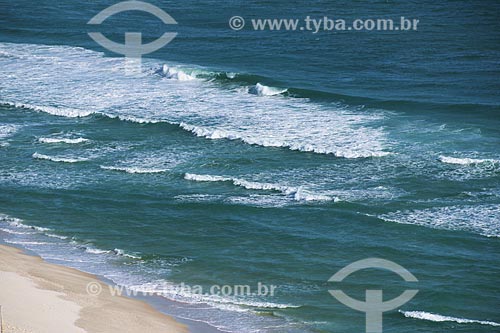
[0,213,306,332]
[400,310,500,327]
[0,245,187,333]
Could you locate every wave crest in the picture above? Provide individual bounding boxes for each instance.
[100,165,168,174]
[38,137,89,144]
[248,83,288,96]
[184,173,336,202]
[439,155,500,166]
[157,64,196,81]
[380,204,500,238]
[400,310,500,327]
[3,102,93,118]
[33,152,89,163]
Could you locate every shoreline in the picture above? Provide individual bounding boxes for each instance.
[0,244,189,333]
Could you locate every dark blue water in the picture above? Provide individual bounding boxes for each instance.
[1,1,499,332]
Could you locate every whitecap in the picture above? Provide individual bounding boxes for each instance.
[179,123,390,159]
[113,248,141,259]
[38,137,89,144]
[158,64,195,81]
[380,204,500,238]
[100,165,168,174]
[248,83,287,96]
[184,173,337,202]
[439,155,500,165]
[33,152,89,163]
[3,101,93,118]
[130,281,301,312]
[85,247,112,255]
[4,240,49,245]
[400,310,500,327]
[0,124,19,139]
[0,42,390,160]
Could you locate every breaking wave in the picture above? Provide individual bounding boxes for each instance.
[3,101,93,118]
[38,137,89,144]
[400,310,500,327]
[379,204,500,238]
[100,165,168,174]
[248,83,288,96]
[33,152,89,163]
[184,173,336,202]
[156,64,196,81]
[179,123,390,158]
[0,42,391,160]
[439,155,500,165]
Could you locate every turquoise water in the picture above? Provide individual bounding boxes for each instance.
[1,1,499,332]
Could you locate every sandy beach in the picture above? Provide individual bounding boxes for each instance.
[0,245,187,333]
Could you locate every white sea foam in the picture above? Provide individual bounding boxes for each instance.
[0,42,390,159]
[100,165,168,174]
[113,248,142,259]
[4,240,49,245]
[380,204,500,238]
[0,124,19,139]
[33,152,89,163]
[0,212,298,332]
[184,173,336,202]
[439,155,500,165]
[0,50,16,58]
[3,102,93,118]
[0,228,29,235]
[85,247,111,255]
[0,215,51,232]
[130,281,300,312]
[184,173,231,182]
[400,311,500,327]
[158,64,196,81]
[114,115,163,124]
[248,83,288,96]
[38,137,89,144]
[179,123,390,158]
[46,233,68,240]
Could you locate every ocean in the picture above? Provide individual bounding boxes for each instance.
[0,0,499,332]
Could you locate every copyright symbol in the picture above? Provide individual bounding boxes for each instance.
[86,281,103,296]
[229,16,245,31]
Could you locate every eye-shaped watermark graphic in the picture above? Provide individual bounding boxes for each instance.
[328,258,418,333]
[87,1,177,75]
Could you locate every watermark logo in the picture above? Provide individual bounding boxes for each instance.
[328,258,418,333]
[229,16,246,31]
[87,1,177,75]
[85,281,278,298]
[229,16,419,33]
[86,281,103,296]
